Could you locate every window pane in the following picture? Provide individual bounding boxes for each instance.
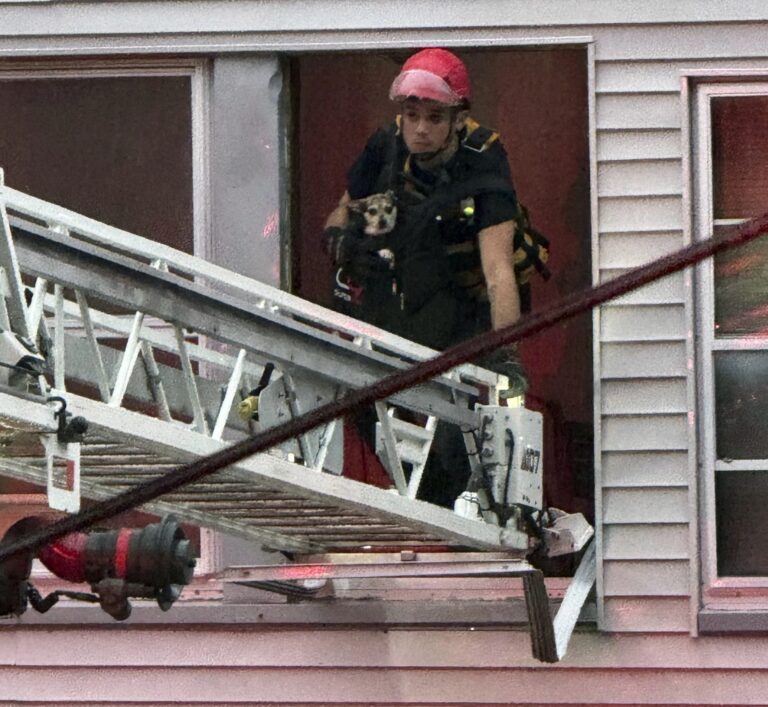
[714,225,768,337]
[715,351,768,459]
[712,95,768,220]
[716,470,768,576]
[0,77,193,253]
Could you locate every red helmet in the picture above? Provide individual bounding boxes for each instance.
[389,48,471,106]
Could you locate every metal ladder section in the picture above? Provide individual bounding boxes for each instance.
[0,172,525,553]
[0,175,596,661]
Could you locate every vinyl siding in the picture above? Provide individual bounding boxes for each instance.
[7,5,768,701]
[593,62,691,587]
[8,628,768,704]
[592,30,701,635]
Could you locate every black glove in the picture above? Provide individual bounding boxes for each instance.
[480,346,529,399]
[325,226,391,280]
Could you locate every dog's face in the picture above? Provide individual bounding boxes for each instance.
[348,191,397,237]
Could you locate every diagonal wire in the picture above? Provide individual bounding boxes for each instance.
[2,213,768,562]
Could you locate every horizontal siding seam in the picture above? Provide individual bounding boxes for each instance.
[596,89,680,97]
[597,157,683,165]
[599,227,684,235]
[603,521,691,527]
[601,374,687,382]
[597,126,681,134]
[602,442,688,454]
[597,157,682,165]
[604,591,692,598]
[599,190,683,198]
[601,301,685,308]
[601,411,688,418]
[599,193,682,199]
[602,482,690,489]
[605,586,691,595]
[601,300,686,307]
[601,339,687,346]
[604,558,691,563]
[598,156,681,163]
[596,50,768,63]
[598,228,682,236]
[604,555,689,561]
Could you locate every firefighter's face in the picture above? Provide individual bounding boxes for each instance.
[400,99,463,156]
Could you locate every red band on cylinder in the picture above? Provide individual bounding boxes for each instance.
[114,528,133,579]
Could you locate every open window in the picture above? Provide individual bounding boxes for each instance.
[289,46,594,531]
[694,80,768,624]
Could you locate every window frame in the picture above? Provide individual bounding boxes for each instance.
[693,79,768,608]
[0,57,223,579]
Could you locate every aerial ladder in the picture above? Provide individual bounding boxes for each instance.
[0,170,594,662]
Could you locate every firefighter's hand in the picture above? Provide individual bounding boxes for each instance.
[325,227,391,279]
[480,347,529,399]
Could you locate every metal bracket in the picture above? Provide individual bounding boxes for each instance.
[219,548,597,664]
[41,434,81,513]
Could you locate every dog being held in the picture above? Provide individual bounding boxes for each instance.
[347,190,397,266]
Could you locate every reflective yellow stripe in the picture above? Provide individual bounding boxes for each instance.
[463,117,499,152]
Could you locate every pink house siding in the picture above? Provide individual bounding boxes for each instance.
[5,627,768,705]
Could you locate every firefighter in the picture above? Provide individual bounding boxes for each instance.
[324,47,530,506]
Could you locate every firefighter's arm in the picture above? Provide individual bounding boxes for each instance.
[478,219,521,330]
[325,192,352,229]
[478,219,527,397]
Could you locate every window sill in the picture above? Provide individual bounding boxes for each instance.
[699,608,768,633]
[5,596,597,628]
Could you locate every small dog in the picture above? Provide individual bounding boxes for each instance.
[347,190,397,265]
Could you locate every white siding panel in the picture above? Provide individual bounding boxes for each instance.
[602,450,688,486]
[600,232,682,268]
[613,273,685,306]
[601,341,687,378]
[596,93,681,130]
[596,61,683,94]
[604,559,690,596]
[598,159,682,197]
[596,24,768,61]
[603,487,689,523]
[597,129,682,161]
[603,524,689,560]
[597,57,768,93]
[602,378,687,415]
[602,414,688,451]
[611,273,685,306]
[602,597,690,632]
[599,195,682,232]
[599,269,685,305]
[600,304,686,342]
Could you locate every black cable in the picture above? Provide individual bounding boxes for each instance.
[1,213,768,562]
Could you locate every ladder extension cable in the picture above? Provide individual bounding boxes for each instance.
[2,213,768,563]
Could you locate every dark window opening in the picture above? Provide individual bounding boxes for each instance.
[290,47,594,525]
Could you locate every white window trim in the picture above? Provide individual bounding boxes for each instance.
[693,79,768,604]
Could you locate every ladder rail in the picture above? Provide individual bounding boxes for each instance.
[10,215,485,428]
[1,184,496,390]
